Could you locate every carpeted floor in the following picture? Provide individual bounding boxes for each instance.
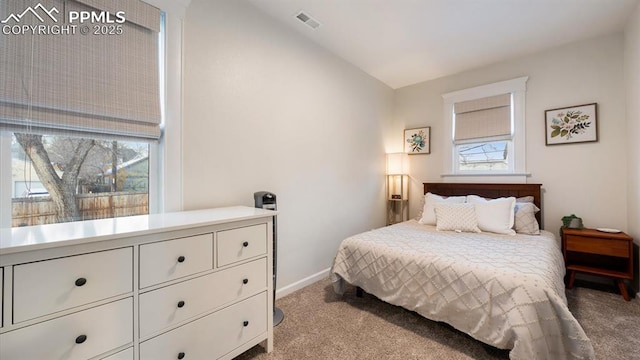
[235,278,640,360]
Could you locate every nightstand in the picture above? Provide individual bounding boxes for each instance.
[562,228,634,301]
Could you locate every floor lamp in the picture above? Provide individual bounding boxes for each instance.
[386,153,409,225]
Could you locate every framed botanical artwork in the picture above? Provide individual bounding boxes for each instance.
[404,126,430,154]
[545,103,598,145]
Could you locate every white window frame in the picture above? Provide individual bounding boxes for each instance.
[150,0,190,215]
[441,76,529,181]
[0,133,11,227]
[0,0,189,227]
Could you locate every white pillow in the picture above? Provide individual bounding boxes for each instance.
[434,203,481,233]
[514,202,541,235]
[418,192,466,225]
[466,195,516,235]
[517,196,535,203]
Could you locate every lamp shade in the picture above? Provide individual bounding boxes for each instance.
[386,153,410,175]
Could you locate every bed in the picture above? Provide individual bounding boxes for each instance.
[330,183,594,360]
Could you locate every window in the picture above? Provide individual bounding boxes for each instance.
[442,77,528,177]
[9,134,151,227]
[457,140,510,171]
[0,0,163,227]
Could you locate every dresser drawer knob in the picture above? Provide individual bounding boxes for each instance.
[177,352,186,359]
[177,300,185,308]
[242,278,249,285]
[243,320,249,327]
[75,335,87,344]
[242,241,249,247]
[75,278,87,287]
[177,255,186,263]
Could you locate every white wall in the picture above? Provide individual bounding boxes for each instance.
[624,2,640,289]
[182,0,394,290]
[181,0,635,293]
[394,34,628,236]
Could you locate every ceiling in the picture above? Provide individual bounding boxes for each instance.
[248,0,639,89]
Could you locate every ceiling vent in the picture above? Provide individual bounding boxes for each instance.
[295,11,321,29]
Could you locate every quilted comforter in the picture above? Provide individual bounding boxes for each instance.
[330,220,594,360]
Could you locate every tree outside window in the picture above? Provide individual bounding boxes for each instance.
[11,133,149,227]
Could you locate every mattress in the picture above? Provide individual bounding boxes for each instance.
[330,220,594,360]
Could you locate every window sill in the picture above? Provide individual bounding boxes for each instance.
[441,173,531,177]
[440,173,530,183]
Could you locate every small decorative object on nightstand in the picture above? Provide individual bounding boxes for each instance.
[386,153,409,225]
[562,227,634,301]
[561,214,584,229]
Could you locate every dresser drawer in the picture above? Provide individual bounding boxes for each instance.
[217,224,267,267]
[139,258,267,338]
[13,247,133,323]
[101,347,133,360]
[139,233,213,288]
[0,298,133,360]
[565,235,630,258]
[140,292,267,360]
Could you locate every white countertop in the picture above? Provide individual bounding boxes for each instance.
[0,206,277,255]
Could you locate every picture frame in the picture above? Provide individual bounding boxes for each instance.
[404,127,430,155]
[545,103,598,145]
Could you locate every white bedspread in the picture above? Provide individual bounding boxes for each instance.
[330,220,594,360]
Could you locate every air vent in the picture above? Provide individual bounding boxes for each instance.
[295,11,321,29]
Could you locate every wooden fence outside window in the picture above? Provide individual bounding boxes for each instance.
[12,192,149,227]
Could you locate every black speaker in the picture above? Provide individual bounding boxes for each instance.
[254,191,284,326]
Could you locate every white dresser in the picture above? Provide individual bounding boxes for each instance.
[0,206,275,360]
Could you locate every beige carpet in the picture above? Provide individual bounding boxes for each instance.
[235,278,640,360]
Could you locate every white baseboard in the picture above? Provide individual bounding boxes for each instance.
[275,267,331,299]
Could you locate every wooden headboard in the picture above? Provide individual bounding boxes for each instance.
[423,183,543,228]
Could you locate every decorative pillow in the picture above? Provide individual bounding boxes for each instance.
[514,202,541,235]
[516,196,534,203]
[466,195,516,235]
[434,203,481,233]
[418,193,466,225]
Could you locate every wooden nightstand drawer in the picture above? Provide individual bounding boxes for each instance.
[565,235,629,258]
[562,227,634,301]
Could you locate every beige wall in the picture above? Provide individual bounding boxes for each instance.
[394,34,628,237]
[181,0,636,293]
[624,2,640,289]
[182,0,394,289]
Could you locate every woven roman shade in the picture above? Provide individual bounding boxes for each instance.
[0,0,162,140]
[454,93,512,143]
